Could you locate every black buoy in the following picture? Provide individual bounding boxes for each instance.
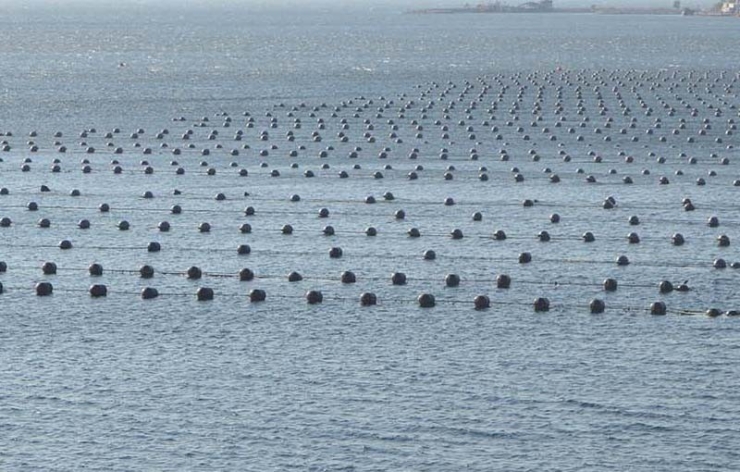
[35,282,53,296]
[237,244,251,255]
[42,261,57,275]
[714,258,727,269]
[147,242,161,253]
[141,287,159,300]
[89,284,108,298]
[305,290,323,304]
[659,280,674,294]
[329,247,343,258]
[140,265,155,279]
[360,292,377,306]
[249,289,266,302]
[650,301,667,315]
[59,240,72,250]
[341,271,357,284]
[518,252,532,264]
[196,287,214,301]
[187,266,202,280]
[423,249,436,260]
[603,278,618,292]
[589,299,605,314]
[89,263,103,276]
[496,274,511,289]
[533,297,550,312]
[417,293,436,308]
[474,295,490,310]
[287,271,303,282]
[391,272,407,285]
[706,308,722,318]
[239,268,255,281]
[445,273,461,287]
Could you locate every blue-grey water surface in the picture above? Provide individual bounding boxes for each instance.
[1,5,739,471]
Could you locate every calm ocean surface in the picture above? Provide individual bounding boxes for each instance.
[1,5,740,471]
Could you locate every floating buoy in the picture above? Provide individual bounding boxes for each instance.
[445,273,461,287]
[89,263,103,276]
[288,271,303,282]
[196,287,214,301]
[391,272,407,285]
[518,252,532,264]
[59,240,72,250]
[659,280,674,294]
[249,289,266,302]
[89,284,108,298]
[237,244,251,255]
[589,298,605,314]
[360,292,377,306]
[533,297,550,312]
[187,266,202,280]
[473,295,490,310]
[341,271,356,284]
[496,274,511,289]
[147,242,161,253]
[616,255,630,266]
[417,293,436,308]
[140,265,155,279]
[42,261,57,275]
[305,290,323,304]
[650,301,667,315]
[35,282,53,296]
[329,247,343,258]
[603,278,618,292]
[239,268,254,281]
[141,287,159,300]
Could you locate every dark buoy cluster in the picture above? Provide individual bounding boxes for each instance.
[0,69,737,316]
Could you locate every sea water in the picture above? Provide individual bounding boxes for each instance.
[0,5,739,471]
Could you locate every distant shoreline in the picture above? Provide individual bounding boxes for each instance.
[407,7,737,16]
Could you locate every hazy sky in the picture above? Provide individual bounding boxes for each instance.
[0,0,717,11]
